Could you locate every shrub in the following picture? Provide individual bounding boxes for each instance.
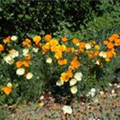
[0,0,95,37]
[0,33,120,105]
[80,0,120,40]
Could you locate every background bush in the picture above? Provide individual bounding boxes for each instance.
[1,0,120,40]
[0,0,96,38]
[54,0,120,41]
[80,0,120,40]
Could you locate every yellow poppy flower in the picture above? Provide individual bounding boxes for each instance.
[54,51,62,59]
[33,35,41,44]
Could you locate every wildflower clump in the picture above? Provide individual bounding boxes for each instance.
[0,33,120,104]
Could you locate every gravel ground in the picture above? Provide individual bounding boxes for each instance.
[1,87,120,120]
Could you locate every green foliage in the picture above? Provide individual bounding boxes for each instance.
[0,0,95,37]
[0,107,11,120]
[102,55,120,84]
[80,0,120,40]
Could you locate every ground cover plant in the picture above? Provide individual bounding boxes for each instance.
[0,33,120,103]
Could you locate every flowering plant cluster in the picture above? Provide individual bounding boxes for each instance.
[0,33,120,104]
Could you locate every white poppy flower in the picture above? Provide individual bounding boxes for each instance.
[100,91,104,96]
[70,86,78,94]
[10,50,19,58]
[11,35,18,41]
[22,48,29,56]
[40,96,44,100]
[46,57,52,64]
[16,68,25,75]
[90,92,96,97]
[111,89,115,94]
[69,78,77,86]
[26,72,33,79]
[91,88,96,93]
[74,72,83,81]
[76,43,79,46]
[108,83,113,87]
[99,51,107,58]
[56,80,64,86]
[114,83,117,86]
[4,55,14,65]
[117,85,120,88]
[89,88,96,97]
[86,92,90,97]
[85,43,91,49]
[62,105,72,114]
[90,118,100,120]
[32,48,39,53]
[7,82,12,87]
[95,60,100,65]
[93,98,98,103]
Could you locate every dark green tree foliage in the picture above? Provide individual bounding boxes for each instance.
[0,0,95,37]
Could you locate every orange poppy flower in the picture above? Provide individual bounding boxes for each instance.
[25,54,31,60]
[16,61,23,68]
[42,43,50,53]
[78,48,84,53]
[1,86,12,95]
[23,60,29,67]
[58,45,67,52]
[44,34,52,41]
[60,72,69,82]
[106,50,113,58]
[3,36,10,44]
[103,40,109,45]
[114,39,120,46]
[66,70,73,78]
[34,43,41,48]
[110,48,116,56]
[0,44,4,52]
[79,42,86,49]
[66,47,71,52]
[108,34,119,42]
[107,42,114,49]
[72,38,79,45]
[22,38,31,48]
[58,59,67,65]
[93,51,99,56]
[70,56,80,70]
[87,51,93,59]
[51,46,59,52]
[60,70,73,82]
[61,37,68,42]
